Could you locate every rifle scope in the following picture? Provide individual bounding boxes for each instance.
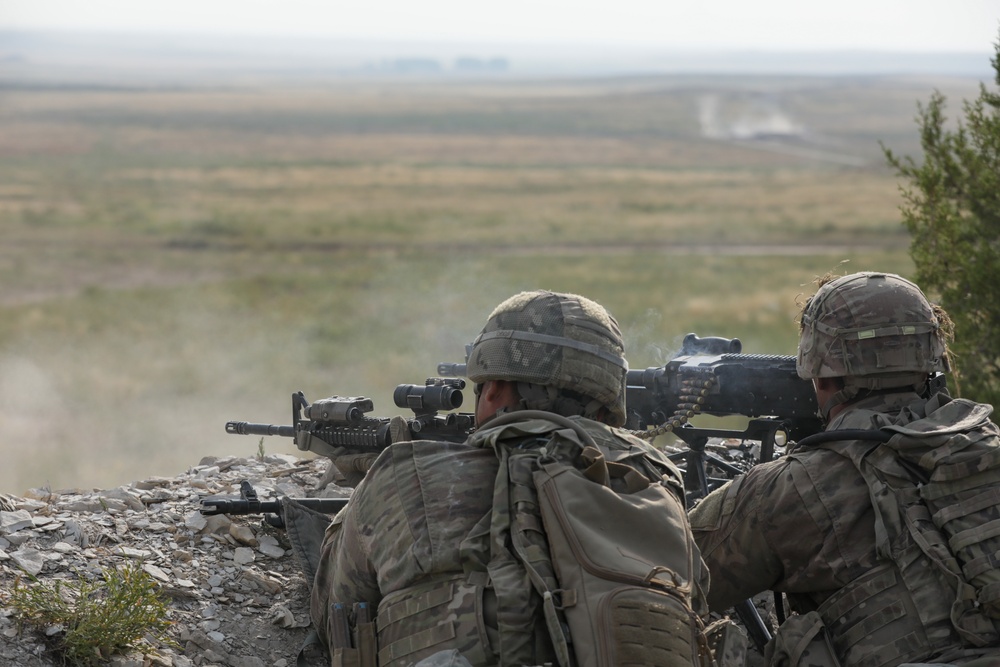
[394,378,465,413]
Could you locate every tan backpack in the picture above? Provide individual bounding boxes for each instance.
[466,410,716,667]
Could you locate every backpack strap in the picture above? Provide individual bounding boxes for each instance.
[466,410,598,667]
[795,428,893,450]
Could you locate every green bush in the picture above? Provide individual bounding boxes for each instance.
[9,563,173,666]
[883,34,1000,406]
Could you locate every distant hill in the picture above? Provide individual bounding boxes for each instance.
[0,30,992,86]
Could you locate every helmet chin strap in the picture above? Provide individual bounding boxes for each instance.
[820,385,860,421]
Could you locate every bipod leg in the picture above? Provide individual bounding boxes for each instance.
[681,436,711,500]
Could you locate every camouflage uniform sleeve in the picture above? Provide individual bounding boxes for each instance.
[310,484,381,647]
[687,462,788,613]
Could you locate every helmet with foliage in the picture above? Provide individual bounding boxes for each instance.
[466,290,628,426]
[797,272,949,392]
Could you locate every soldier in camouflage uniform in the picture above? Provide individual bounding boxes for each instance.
[688,272,1000,667]
[310,290,711,667]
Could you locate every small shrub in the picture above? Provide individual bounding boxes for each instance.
[9,562,172,666]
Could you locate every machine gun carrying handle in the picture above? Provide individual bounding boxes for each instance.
[680,333,742,356]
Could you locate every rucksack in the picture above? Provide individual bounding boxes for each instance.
[466,410,715,667]
[800,393,1000,644]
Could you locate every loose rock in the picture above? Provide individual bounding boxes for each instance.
[0,455,348,666]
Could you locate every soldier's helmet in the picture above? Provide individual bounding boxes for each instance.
[465,290,628,427]
[797,272,949,389]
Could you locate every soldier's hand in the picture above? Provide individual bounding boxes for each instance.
[328,449,379,488]
[321,417,410,488]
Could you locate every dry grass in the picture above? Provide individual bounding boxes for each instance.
[1,72,972,491]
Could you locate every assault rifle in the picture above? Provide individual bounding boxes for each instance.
[201,480,349,528]
[225,377,475,460]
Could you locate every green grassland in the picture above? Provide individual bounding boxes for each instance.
[0,73,982,491]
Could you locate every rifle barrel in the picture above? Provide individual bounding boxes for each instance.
[226,421,295,438]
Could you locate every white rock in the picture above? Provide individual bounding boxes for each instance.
[114,546,152,559]
[233,547,255,565]
[99,488,145,512]
[0,510,33,535]
[142,563,171,582]
[11,547,44,575]
[184,511,208,532]
[257,535,285,559]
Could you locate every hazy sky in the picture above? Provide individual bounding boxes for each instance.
[2,0,998,52]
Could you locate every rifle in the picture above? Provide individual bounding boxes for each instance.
[225,377,475,460]
[201,480,349,528]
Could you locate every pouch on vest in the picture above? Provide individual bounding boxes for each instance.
[327,602,377,667]
[705,619,749,667]
[765,611,841,667]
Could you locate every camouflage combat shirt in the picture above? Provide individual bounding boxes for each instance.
[688,390,994,664]
[310,439,502,666]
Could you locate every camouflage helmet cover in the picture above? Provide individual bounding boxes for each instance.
[465,290,628,426]
[797,271,949,384]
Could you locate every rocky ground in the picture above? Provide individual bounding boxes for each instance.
[0,450,769,667]
[0,454,348,667]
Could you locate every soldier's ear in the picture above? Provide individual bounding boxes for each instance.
[481,379,516,406]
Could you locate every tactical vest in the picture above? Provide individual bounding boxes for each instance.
[794,393,1000,665]
[465,410,715,667]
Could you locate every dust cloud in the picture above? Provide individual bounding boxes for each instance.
[698,94,805,141]
[0,269,521,495]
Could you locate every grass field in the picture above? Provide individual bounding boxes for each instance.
[0,71,983,491]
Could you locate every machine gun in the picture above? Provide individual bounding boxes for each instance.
[200,480,349,528]
[225,377,475,460]
[623,333,821,499]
